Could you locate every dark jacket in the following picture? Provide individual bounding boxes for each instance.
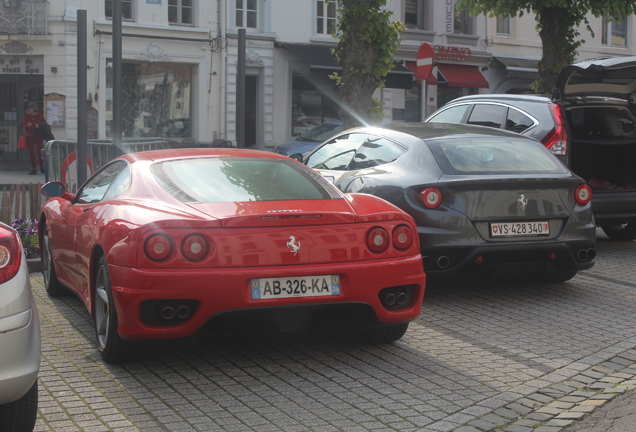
[34,121,55,141]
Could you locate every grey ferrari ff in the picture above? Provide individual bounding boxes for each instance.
[301,123,596,282]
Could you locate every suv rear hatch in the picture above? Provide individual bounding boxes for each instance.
[555,56,636,238]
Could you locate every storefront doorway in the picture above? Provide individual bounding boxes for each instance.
[0,73,44,162]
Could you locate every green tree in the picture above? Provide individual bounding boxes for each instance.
[457,0,636,94]
[331,0,405,128]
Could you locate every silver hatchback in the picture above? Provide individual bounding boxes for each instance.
[0,222,40,432]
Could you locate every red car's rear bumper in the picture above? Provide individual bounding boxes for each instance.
[109,255,426,340]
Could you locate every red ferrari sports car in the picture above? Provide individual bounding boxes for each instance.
[39,148,425,362]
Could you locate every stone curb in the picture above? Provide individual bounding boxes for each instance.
[455,349,636,432]
[27,257,42,273]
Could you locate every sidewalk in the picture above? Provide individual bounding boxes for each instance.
[0,165,46,189]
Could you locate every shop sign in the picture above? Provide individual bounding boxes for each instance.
[0,56,43,75]
[432,45,472,62]
[445,0,454,33]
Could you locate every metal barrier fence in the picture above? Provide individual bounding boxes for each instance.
[43,138,171,191]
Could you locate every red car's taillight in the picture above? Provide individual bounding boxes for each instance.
[542,103,568,156]
[181,234,210,262]
[420,188,442,208]
[367,227,390,253]
[0,226,22,284]
[392,225,414,250]
[144,234,172,261]
[575,184,592,205]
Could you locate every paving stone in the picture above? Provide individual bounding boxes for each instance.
[571,375,595,384]
[589,382,613,390]
[591,393,618,400]
[454,427,482,432]
[591,365,615,374]
[502,425,532,432]
[480,414,509,426]
[547,401,574,410]
[533,427,563,432]
[571,405,596,413]
[535,407,563,415]
[618,352,636,361]
[515,398,542,409]
[601,361,626,370]
[505,403,533,416]
[580,399,607,406]
[526,412,555,422]
[467,420,497,431]
[526,394,554,404]
[545,419,575,427]
[512,418,540,427]
[603,386,626,394]
[570,391,596,398]
[494,408,519,419]
[580,370,604,379]
[610,356,633,366]
[552,384,576,393]
[558,396,585,403]
[555,411,587,420]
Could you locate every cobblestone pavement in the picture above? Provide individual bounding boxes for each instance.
[31,230,636,432]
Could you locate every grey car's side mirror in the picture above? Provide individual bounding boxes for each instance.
[288,153,304,163]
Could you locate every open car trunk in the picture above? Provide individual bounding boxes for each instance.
[570,140,636,192]
[565,105,636,191]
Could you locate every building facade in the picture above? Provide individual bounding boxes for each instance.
[1,1,636,160]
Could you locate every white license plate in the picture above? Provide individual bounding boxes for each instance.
[490,221,550,237]
[251,275,341,300]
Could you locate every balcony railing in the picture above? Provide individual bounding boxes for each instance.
[0,0,47,36]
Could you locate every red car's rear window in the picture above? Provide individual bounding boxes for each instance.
[152,157,340,203]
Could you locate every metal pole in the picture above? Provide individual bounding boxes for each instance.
[236,29,246,148]
[77,10,88,186]
[112,0,123,157]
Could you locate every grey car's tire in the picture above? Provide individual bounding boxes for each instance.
[94,255,129,363]
[41,227,67,297]
[352,322,409,344]
[601,223,636,241]
[0,380,38,432]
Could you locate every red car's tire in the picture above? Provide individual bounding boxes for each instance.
[41,227,67,297]
[94,255,130,363]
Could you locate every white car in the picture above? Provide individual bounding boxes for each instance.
[0,222,40,432]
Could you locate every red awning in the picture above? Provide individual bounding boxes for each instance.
[405,61,438,85]
[437,64,489,88]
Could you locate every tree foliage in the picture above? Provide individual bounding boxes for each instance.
[457,0,636,94]
[331,0,404,128]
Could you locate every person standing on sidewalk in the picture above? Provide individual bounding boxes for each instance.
[21,102,46,175]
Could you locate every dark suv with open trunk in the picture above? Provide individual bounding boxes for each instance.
[426,56,636,241]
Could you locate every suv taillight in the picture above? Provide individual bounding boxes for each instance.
[0,226,22,284]
[542,103,568,156]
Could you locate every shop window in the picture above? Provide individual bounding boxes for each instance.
[454,7,473,35]
[316,1,337,35]
[236,0,258,29]
[105,0,134,21]
[496,15,510,36]
[105,61,192,138]
[169,0,194,26]
[405,0,429,30]
[602,15,627,47]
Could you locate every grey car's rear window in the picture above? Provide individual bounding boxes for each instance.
[152,157,340,203]
[426,137,569,175]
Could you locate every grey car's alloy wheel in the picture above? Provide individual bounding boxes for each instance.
[94,255,128,363]
[0,380,38,432]
[42,227,67,297]
[601,223,636,241]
